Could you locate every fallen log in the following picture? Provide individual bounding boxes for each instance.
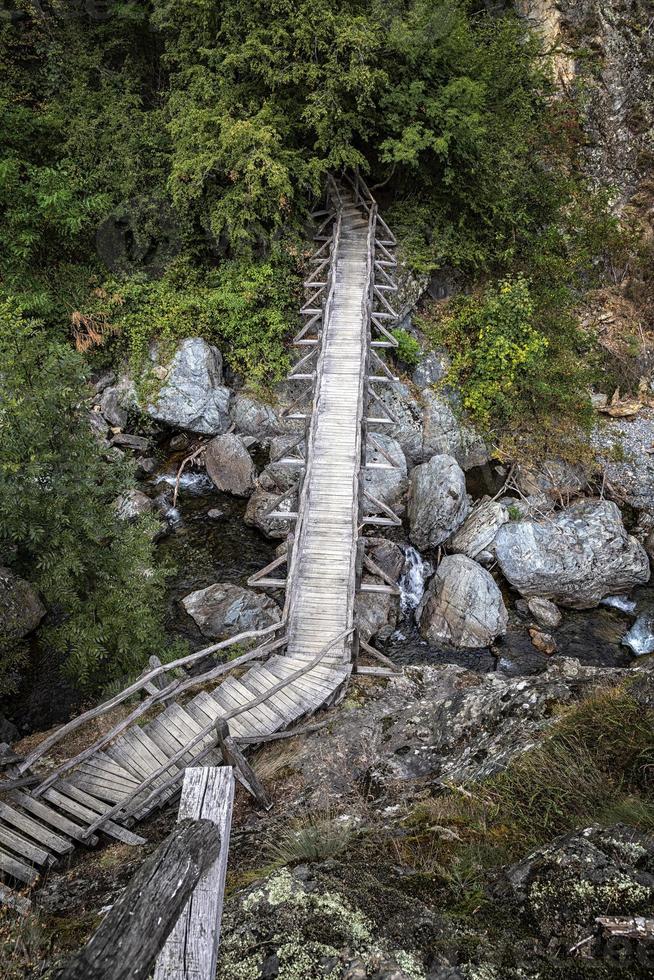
[55,818,221,980]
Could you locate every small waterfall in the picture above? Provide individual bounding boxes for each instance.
[399,546,432,617]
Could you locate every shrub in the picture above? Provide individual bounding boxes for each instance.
[391,327,421,368]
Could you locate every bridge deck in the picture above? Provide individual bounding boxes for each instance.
[0,177,400,907]
[286,203,368,664]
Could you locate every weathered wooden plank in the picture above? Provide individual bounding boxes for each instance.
[52,783,147,846]
[0,882,31,913]
[0,823,53,866]
[0,801,73,855]
[154,769,235,980]
[0,847,39,885]
[57,819,222,980]
[9,791,97,845]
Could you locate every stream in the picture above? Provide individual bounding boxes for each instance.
[5,448,651,736]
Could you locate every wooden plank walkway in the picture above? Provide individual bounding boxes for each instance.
[155,767,235,980]
[0,175,400,908]
[285,201,369,666]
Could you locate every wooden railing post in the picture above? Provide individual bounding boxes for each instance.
[215,720,271,810]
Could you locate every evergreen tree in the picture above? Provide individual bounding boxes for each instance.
[0,298,173,690]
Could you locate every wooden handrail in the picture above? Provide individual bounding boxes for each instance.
[81,628,354,835]
[19,619,286,775]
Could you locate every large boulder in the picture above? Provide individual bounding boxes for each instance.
[98,375,138,429]
[205,433,257,497]
[362,434,407,516]
[244,487,296,539]
[514,457,591,499]
[230,393,283,441]
[450,500,509,560]
[505,823,654,949]
[593,410,654,513]
[417,555,508,648]
[354,578,399,641]
[146,339,231,435]
[495,499,650,608]
[181,583,281,638]
[0,568,45,640]
[408,454,469,550]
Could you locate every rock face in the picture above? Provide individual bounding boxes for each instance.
[421,389,488,470]
[181,583,281,638]
[147,339,231,435]
[495,499,650,608]
[0,568,45,640]
[412,350,450,389]
[361,434,407,516]
[205,433,257,497]
[408,454,469,550]
[593,411,654,513]
[450,500,508,560]
[230,393,282,440]
[505,823,654,949]
[417,555,508,648]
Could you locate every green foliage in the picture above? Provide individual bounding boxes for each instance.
[396,682,654,901]
[391,327,421,368]
[267,814,354,866]
[421,276,594,455]
[96,253,297,390]
[0,299,176,690]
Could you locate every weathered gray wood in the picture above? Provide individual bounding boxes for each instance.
[154,768,235,980]
[20,620,286,775]
[0,800,74,854]
[215,721,271,809]
[55,819,222,980]
[9,791,97,845]
[0,847,39,884]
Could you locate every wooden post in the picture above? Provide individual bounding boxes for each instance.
[55,819,222,980]
[155,768,235,980]
[215,720,271,810]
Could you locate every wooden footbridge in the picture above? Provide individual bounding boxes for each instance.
[0,173,403,915]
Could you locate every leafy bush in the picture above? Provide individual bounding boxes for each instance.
[391,327,421,368]
[94,254,297,390]
[421,276,594,454]
[0,299,176,689]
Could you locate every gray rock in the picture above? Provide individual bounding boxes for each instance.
[408,454,469,550]
[258,459,299,495]
[422,390,489,470]
[135,456,158,478]
[417,555,508,648]
[92,370,116,394]
[450,500,509,560]
[527,597,563,630]
[354,578,399,641]
[207,508,225,520]
[244,487,295,539]
[99,376,138,428]
[114,489,155,521]
[0,716,18,744]
[495,499,650,608]
[88,410,109,443]
[0,568,45,640]
[110,432,150,452]
[231,393,282,440]
[181,583,281,638]
[205,433,257,497]
[371,382,424,464]
[362,434,407,516]
[514,457,591,498]
[146,338,231,435]
[593,410,654,512]
[505,823,654,947]
[412,350,450,390]
[368,539,405,583]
